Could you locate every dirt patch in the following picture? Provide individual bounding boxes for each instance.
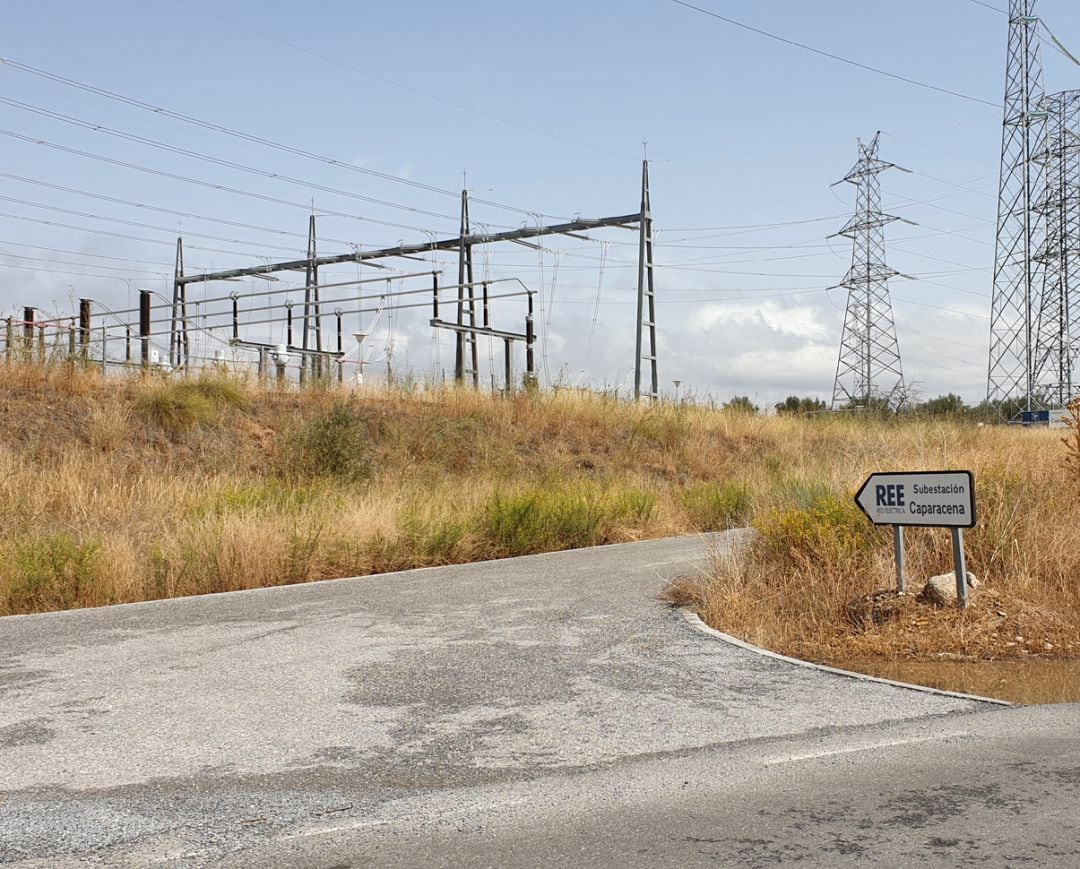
[822,657,1080,705]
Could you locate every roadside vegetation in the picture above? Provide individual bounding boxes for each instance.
[0,362,757,615]
[1,363,1076,699]
[664,395,1080,698]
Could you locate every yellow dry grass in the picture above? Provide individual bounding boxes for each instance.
[0,364,740,614]
[664,412,1080,666]
[1,358,1078,678]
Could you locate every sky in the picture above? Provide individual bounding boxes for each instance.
[2,0,1079,406]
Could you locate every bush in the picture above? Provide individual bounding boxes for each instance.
[191,480,323,518]
[774,395,827,415]
[281,401,373,482]
[754,490,874,570]
[135,384,217,434]
[681,481,751,530]
[480,483,655,556]
[722,395,759,415]
[2,533,101,613]
[399,503,470,562]
[174,375,250,411]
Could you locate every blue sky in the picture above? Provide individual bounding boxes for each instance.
[2,0,1079,404]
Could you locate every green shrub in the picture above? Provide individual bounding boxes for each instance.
[480,483,655,555]
[3,533,101,613]
[281,401,373,482]
[754,489,874,569]
[135,384,217,434]
[681,481,751,530]
[774,478,836,511]
[482,488,603,554]
[190,480,323,518]
[610,488,657,524]
[399,504,470,562]
[174,375,249,411]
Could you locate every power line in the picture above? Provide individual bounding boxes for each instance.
[881,130,998,169]
[657,215,845,232]
[668,0,999,108]
[0,238,173,269]
[0,57,586,218]
[0,172,361,248]
[1040,20,1080,65]
[0,96,466,225]
[893,295,990,319]
[0,259,156,283]
[0,193,315,254]
[0,129,438,237]
[0,250,164,276]
[0,209,279,259]
[162,2,635,164]
[965,0,1006,14]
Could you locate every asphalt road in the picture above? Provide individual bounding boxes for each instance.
[1,532,1077,867]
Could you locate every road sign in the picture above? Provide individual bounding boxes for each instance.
[855,471,975,528]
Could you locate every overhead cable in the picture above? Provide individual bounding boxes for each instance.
[669,0,998,108]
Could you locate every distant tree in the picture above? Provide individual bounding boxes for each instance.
[917,393,968,416]
[723,395,759,415]
[838,396,901,416]
[774,395,828,415]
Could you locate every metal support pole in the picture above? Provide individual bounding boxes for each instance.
[634,160,658,401]
[303,214,322,381]
[951,527,969,610]
[336,311,344,384]
[504,338,512,395]
[483,281,491,328]
[78,298,92,360]
[525,292,536,381]
[170,237,186,369]
[37,326,45,362]
[5,317,12,361]
[139,290,151,367]
[100,325,107,374]
[432,272,440,319]
[286,301,294,347]
[68,319,77,358]
[454,189,479,386]
[125,325,132,363]
[231,294,240,340]
[893,526,906,593]
[455,190,467,383]
[23,306,34,352]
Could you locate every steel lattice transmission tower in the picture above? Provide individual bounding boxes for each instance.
[987,0,1048,412]
[831,132,909,411]
[1033,90,1080,407]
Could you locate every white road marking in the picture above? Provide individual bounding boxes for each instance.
[763,733,964,766]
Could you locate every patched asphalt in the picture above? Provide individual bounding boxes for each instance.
[2,531,1073,866]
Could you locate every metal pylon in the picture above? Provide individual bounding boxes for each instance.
[1032,89,1080,407]
[302,214,322,381]
[170,236,187,369]
[831,133,908,412]
[454,189,479,386]
[987,0,1047,413]
[634,160,658,401]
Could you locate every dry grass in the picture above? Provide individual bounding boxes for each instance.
[0,364,737,615]
[663,413,1080,665]
[2,359,1078,676]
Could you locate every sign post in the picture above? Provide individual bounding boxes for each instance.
[893,526,906,592]
[855,471,976,608]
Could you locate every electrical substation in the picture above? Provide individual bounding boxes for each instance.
[3,162,658,400]
[0,3,1077,415]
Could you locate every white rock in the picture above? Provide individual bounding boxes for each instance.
[918,571,980,607]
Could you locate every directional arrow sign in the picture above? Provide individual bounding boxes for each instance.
[855,471,975,528]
